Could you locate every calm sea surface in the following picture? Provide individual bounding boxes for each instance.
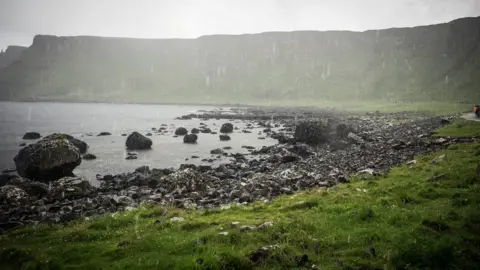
[0,102,276,183]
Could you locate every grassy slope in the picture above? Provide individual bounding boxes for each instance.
[435,118,480,137]
[1,124,480,270]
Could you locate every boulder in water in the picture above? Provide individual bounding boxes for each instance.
[126,132,152,150]
[183,134,198,144]
[97,132,111,136]
[191,128,200,134]
[220,123,234,133]
[201,128,212,134]
[22,132,41,140]
[14,137,82,182]
[220,135,231,141]
[175,127,188,136]
[210,148,225,155]
[42,133,89,154]
[83,153,97,160]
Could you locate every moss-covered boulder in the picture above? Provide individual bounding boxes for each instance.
[14,138,82,182]
[41,133,88,154]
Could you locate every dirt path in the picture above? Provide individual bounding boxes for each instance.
[461,113,480,122]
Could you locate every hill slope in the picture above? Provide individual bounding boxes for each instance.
[0,17,479,104]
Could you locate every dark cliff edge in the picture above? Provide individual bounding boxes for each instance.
[0,45,27,69]
[0,16,479,104]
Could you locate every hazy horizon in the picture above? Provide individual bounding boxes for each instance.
[1,0,480,49]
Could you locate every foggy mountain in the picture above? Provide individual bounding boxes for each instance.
[0,16,479,104]
[0,45,26,69]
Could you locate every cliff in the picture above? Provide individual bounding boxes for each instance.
[0,45,26,69]
[0,16,479,103]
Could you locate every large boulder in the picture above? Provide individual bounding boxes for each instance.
[14,137,81,182]
[183,134,198,144]
[42,133,88,154]
[294,122,329,145]
[126,132,152,150]
[175,127,188,136]
[220,123,234,133]
[22,132,41,140]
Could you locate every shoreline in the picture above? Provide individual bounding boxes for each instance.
[0,98,252,108]
[0,98,473,116]
[0,107,461,233]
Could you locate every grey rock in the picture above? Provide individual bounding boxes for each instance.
[191,128,200,134]
[201,128,212,134]
[83,153,97,160]
[148,194,163,201]
[210,148,225,155]
[135,166,150,174]
[175,127,188,136]
[112,195,134,206]
[126,132,152,150]
[220,123,234,133]
[183,134,198,144]
[0,185,30,206]
[219,135,231,141]
[22,132,41,140]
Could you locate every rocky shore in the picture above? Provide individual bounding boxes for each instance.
[0,107,470,233]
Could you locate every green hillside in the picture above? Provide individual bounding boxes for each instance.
[0,16,479,104]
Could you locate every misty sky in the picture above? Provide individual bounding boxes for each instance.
[1,0,479,49]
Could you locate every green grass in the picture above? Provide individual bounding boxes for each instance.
[1,141,480,269]
[435,118,480,137]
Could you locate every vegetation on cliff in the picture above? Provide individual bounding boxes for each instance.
[0,17,479,105]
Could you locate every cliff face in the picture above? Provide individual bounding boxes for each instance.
[0,16,479,103]
[0,45,26,69]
